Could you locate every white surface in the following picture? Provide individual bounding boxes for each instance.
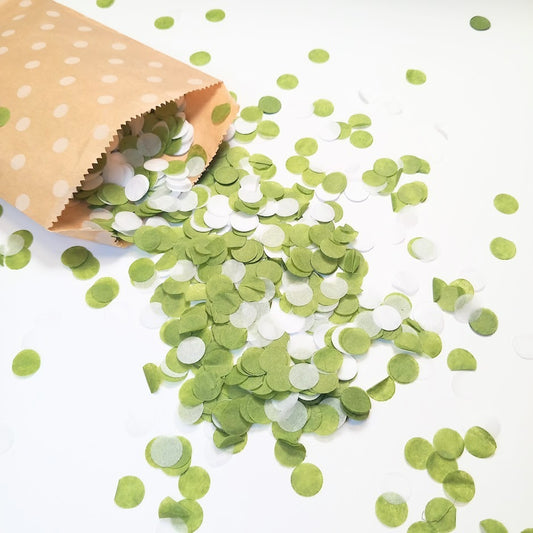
[1,0,533,532]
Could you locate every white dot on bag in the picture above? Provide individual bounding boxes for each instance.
[147,76,162,83]
[59,76,76,86]
[25,60,40,69]
[101,74,118,83]
[17,85,31,98]
[19,0,32,6]
[12,14,26,21]
[97,95,114,104]
[73,40,88,48]
[53,180,69,197]
[31,41,46,50]
[15,117,31,131]
[53,104,69,118]
[112,42,126,50]
[188,78,203,85]
[148,61,163,68]
[108,58,123,65]
[0,47,7,55]
[1,30,15,37]
[93,124,110,140]
[141,93,158,103]
[11,154,26,170]
[64,56,80,65]
[78,25,92,32]
[52,138,69,153]
[40,24,55,30]
[15,194,30,211]
[46,10,60,17]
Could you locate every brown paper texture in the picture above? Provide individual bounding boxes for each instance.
[0,0,237,245]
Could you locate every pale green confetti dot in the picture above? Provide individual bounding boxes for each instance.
[374,158,398,177]
[322,172,347,194]
[71,255,100,280]
[426,452,458,482]
[114,476,145,509]
[362,170,386,187]
[464,426,497,458]
[308,48,329,63]
[240,106,263,122]
[313,99,334,117]
[178,466,210,499]
[274,439,306,467]
[258,95,281,114]
[0,107,11,127]
[367,376,395,401]
[387,353,419,384]
[190,51,211,66]
[86,277,119,308]
[406,69,427,85]
[424,498,456,532]
[447,348,477,371]
[340,387,371,419]
[470,15,491,31]
[291,462,323,497]
[129,258,155,283]
[443,470,475,503]
[211,103,231,124]
[348,113,371,128]
[404,437,434,470]
[205,8,225,22]
[407,522,434,532]
[154,16,174,29]
[469,307,498,336]
[96,0,114,7]
[493,193,519,214]
[337,121,351,139]
[480,519,508,533]
[158,497,203,531]
[12,349,40,377]
[375,492,408,527]
[339,328,371,355]
[490,237,516,260]
[400,155,422,174]
[350,130,373,148]
[257,120,280,139]
[277,73,299,90]
[5,249,31,270]
[143,363,162,393]
[295,137,318,156]
[433,428,464,459]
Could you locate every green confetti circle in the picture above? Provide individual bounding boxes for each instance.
[308,48,330,63]
[313,99,334,117]
[205,9,225,22]
[464,426,497,458]
[258,95,281,114]
[433,428,464,460]
[375,492,408,527]
[424,497,456,532]
[211,103,231,124]
[470,15,491,31]
[490,237,516,260]
[274,440,306,467]
[12,349,41,377]
[96,0,114,7]
[406,69,427,85]
[0,107,11,127]
[114,476,145,509]
[61,246,89,268]
[480,519,508,533]
[469,307,498,336]
[443,470,475,503]
[349,130,373,148]
[493,193,519,214]
[295,137,318,156]
[154,16,174,29]
[407,522,435,532]
[86,277,120,308]
[447,348,477,371]
[426,452,458,482]
[388,353,419,384]
[190,51,211,66]
[178,466,211,499]
[404,437,434,469]
[290,463,323,497]
[277,74,299,90]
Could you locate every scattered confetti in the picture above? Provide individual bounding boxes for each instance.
[12,349,40,377]
[114,476,145,508]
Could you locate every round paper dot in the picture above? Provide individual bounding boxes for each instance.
[53,180,70,197]
[150,436,183,467]
[277,73,299,90]
[154,16,174,29]
[188,78,204,85]
[12,349,40,376]
[2,30,15,37]
[59,76,76,86]
[53,104,69,118]
[291,463,323,497]
[97,95,114,104]
[11,154,26,170]
[93,124,110,140]
[64,56,80,64]
[15,117,30,131]
[375,493,408,527]
[101,74,118,83]
[190,51,211,66]
[78,26,92,32]
[147,76,162,83]
[108,58,123,65]
[15,193,29,210]
[470,15,491,31]
[40,23,54,30]
[308,48,329,63]
[52,137,69,153]
[73,40,88,48]
[406,69,426,85]
[31,41,46,50]
[490,237,516,260]
[206,9,225,22]
[25,60,40,69]
[493,193,519,214]
[17,85,31,98]
[114,476,145,509]
[149,61,163,68]
[97,0,115,7]
[111,42,126,50]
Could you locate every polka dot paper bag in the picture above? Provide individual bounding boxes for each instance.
[0,0,237,245]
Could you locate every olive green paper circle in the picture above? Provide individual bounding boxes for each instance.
[426,452,458,482]
[469,308,498,336]
[190,51,211,66]
[308,48,330,63]
[96,0,114,7]
[277,74,299,90]
[114,476,145,508]
[424,497,456,532]
[480,519,508,533]
[388,353,419,384]
[443,470,475,503]
[407,522,435,532]
[290,463,323,496]
[205,9,225,22]
[375,493,408,527]
[404,437,434,469]
[406,69,427,85]
[154,16,174,29]
[178,466,211,499]
[12,349,41,376]
[464,426,497,458]
[433,428,464,459]
[490,237,516,260]
[470,15,491,31]
[0,107,11,127]
[493,193,519,214]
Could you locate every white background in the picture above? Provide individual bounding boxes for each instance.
[1,0,533,531]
